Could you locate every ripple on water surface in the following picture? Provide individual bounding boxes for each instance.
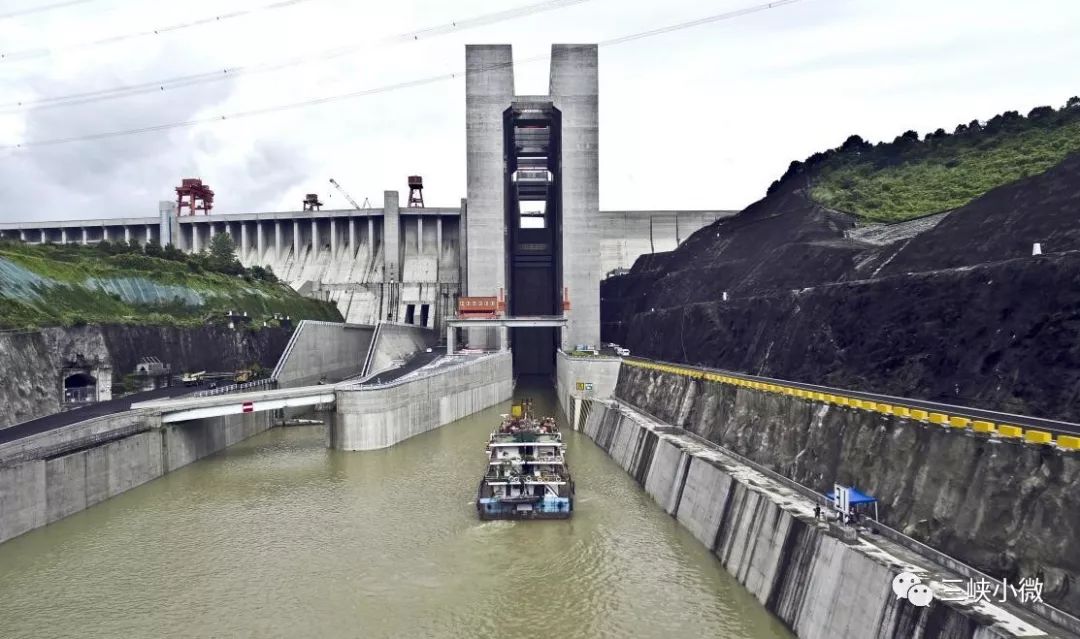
[0,392,792,639]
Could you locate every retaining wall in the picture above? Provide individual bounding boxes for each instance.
[331,352,513,450]
[0,410,271,545]
[272,320,375,388]
[615,360,1080,617]
[584,401,1066,639]
[554,351,621,426]
[364,322,437,377]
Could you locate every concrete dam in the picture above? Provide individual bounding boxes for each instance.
[0,202,731,331]
[2,41,1078,639]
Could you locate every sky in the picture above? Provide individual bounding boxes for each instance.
[0,0,1078,221]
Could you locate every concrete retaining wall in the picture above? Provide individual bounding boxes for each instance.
[272,320,375,388]
[364,322,436,377]
[616,361,1080,618]
[331,352,513,450]
[0,410,272,545]
[555,351,621,427]
[583,401,1063,639]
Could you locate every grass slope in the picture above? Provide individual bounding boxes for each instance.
[803,102,1080,222]
[0,242,342,329]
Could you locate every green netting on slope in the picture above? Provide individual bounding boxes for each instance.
[0,257,52,301]
[83,277,205,306]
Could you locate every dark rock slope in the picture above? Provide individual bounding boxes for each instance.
[0,324,290,428]
[603,154,1080,421]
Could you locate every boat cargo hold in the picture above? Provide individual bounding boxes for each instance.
[476,399,574,520]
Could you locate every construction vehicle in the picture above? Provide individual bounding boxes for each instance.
[182,371,207,386]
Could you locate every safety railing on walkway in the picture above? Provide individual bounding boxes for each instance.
[622,357,1080,446]
[612,398,1080,636]
[191,378,276,398]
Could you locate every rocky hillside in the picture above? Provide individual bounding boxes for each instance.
[0,240,342,329]
[603,116,1080,421]
[794,98,1080,221]
[0,324,292,428]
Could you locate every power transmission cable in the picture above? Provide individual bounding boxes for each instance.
[1,0,595,112]
[1,0,323,61]
[0,0,96,21]
[1,0,809,151]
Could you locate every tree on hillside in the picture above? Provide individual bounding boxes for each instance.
[144,238,163,258]
[840,134,871,153]
[208,233,243,275]
[161,243,187,263]
[1064,96,1079,109]
[1028,105,1054,120]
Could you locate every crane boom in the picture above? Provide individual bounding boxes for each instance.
[328,178,364,211]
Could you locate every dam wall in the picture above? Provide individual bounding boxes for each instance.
[1,204,735,329]
[331,352,513,451]
[271,320,375,388]
[0,409,272,545]
[614,362,1080,618]
[583,400,1070,639]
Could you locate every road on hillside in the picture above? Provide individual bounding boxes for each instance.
[0,385,196,445]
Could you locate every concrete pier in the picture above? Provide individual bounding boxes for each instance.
[330,352,513,451]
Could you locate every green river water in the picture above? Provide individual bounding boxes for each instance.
[0,388,792,639]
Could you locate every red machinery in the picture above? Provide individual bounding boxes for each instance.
[176,178,214,215]
[458,289,505,319]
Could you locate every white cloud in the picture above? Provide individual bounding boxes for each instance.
[0,0,1078,221]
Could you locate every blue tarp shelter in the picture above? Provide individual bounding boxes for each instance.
[825,486,879,521]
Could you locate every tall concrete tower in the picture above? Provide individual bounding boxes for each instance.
[465,44,600,375]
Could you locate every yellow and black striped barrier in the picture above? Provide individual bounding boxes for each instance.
[622,358,1080,451]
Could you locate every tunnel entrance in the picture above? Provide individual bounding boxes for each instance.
[63,372,98,403]
[504,101,562,376]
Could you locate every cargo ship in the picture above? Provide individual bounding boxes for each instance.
[476,399,574,520]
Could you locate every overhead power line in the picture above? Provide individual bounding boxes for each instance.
[1,0,809,151]
[0,0,96,21]
[1,0,595,112]
[1,0,323,61]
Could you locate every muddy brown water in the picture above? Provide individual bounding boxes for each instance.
[0,388,791,639]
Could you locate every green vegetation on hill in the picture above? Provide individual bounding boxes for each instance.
[774,97,1080,222]
[0,237,342,329]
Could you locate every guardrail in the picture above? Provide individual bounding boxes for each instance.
[622,357,1080,448]
[355,351,507,391]
[360,321,384,378]
[191,378,276,398]
[611,398,1080,636]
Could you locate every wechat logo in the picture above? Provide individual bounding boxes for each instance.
[893,571,934,607]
